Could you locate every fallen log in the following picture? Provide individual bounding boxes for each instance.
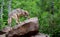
[6,17,39,37]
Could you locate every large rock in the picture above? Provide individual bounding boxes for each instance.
[6,17,39,37]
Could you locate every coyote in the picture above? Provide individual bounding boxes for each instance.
[8,8,30,26]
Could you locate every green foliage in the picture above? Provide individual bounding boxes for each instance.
[0,0,60,37]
